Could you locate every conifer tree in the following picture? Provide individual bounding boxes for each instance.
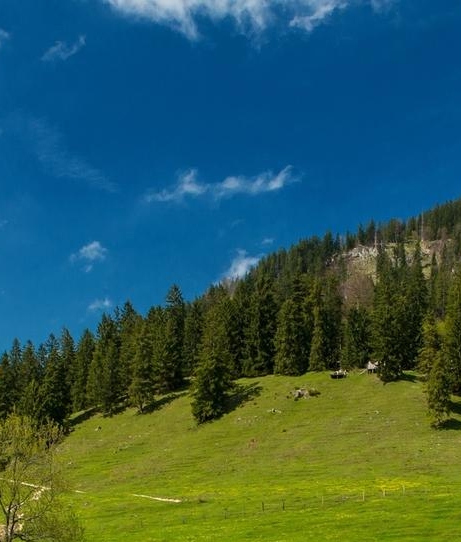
[0,353,12,419]
[87,314,121,415]
[426,352,451,428]
[72,329,95,411]
[129,321,155,413]
[116,301,142,395]
[341,306,371,370]
[243,275,277,375]
[309,306,326,371]
[37,336,69,425]
[191,302,233,424]
[156,285,185,391]
[274,298,307,375]
[183,300,204,377]
[417,312,440,378]
[443,266,461,393]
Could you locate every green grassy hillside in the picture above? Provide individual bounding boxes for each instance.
[60,372,461,541]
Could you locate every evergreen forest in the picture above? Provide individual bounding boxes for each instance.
[3,197,461,428]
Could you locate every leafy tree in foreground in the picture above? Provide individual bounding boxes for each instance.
[0,413,84,542]
[191,302,233,424]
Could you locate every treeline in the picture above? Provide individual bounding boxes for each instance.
[2,198,461,427]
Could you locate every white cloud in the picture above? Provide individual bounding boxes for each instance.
[145,165,297,204]
[26,117,116,192]
[41,35,86,62]
[223,249,261,280]
[88,297,113,312]
[102,0,395,39]
[70,241,108,272]
[0,29,10,50]
[290,1,348,32]
[261,237,274,246]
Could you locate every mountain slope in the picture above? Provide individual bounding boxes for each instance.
[60,372,461,541]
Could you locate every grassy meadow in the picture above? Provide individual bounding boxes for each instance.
[59,372,461,541]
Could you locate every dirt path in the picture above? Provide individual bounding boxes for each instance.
[132,493,182,503]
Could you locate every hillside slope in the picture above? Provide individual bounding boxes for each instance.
[60,372,461,541]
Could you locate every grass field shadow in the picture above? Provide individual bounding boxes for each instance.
[142,391,188,414]
[439,418,461,430]
[225,382,263,414]
[70,406,99,427]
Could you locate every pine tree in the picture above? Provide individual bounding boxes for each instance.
[243,275,277,375]
[155,285,185,392]
[417,312,441,378]
[37,336,70,425]
[309,306,326,371]
[443,266,461,393]
[191,302,233,424]
[129,321,155,413]
[72,329,95,411]
[426,352,451,428]
[274,297,308,376]
[0,353,12,419]
[183,300,204,377]
[87,314,121,415]
[116,301,142,395]
[341,306,371,370]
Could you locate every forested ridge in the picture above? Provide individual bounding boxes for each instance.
[3,197,461,427]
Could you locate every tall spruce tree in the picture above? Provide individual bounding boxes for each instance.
[129,321,155,413]
[426,352,451,428]
[274,298,308,375]
[87,314,121,415]
[443,266,461,393]
[72,329,95,411]
[191,302,233,424]
[116,301,142,395]
[341,305,371,369]
[37,335,70,425]
[0,353,12,419]
[155,285,185,392]
[243,275,277,375]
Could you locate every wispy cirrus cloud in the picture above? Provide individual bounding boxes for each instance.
[41,35,86,62]
[145,166,297,204]
[24,117,116,192]
[0,29,10,50]
[70,241,108,272]
[88,297,113,312]
[102,0,397,39]
[223,249,261,280]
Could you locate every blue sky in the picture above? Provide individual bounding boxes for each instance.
[1,0,461,349]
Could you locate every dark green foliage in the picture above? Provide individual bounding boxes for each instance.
[116,300,143,395]
[426,352,451,428]
[443,266,461,393]
[183,300,204,376]
[309,306,326,371]
[129,321,155,413]
[243,276,277,376]
[0,353,12,419]
[191,302,233,424]
[72,329,95,411]
[341,306,371,369]
[417,312,441,377]
[157,285,185,392]
[274,298,307,375]
[87,314,121,415]
[37,335,70,425]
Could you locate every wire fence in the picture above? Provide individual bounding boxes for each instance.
[152,483,461,527]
